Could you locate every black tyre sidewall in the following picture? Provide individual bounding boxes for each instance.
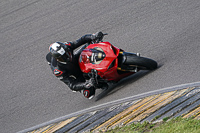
[125,56,157,70]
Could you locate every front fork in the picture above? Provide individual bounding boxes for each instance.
[117,51,140,72]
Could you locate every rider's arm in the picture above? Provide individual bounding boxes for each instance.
[50,65,86,91]
[61,77,86,91]
[67,32,104,50]
[69,34,93,50]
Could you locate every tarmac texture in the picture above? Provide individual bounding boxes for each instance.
[1,1,200,133]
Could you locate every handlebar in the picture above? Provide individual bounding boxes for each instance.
[92,33,108,44]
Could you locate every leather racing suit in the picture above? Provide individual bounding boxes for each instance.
[46,34,96,98]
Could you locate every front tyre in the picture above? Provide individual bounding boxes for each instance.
[124,56,158,70]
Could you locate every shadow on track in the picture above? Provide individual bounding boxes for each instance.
[95,65,162,101]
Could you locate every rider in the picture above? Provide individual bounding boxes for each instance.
[46,32,106,99]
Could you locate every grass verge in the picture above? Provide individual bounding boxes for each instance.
[103,117,200,133]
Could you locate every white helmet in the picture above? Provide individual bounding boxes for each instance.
[49,42,72,64]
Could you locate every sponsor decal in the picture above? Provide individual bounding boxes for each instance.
[65,42,71,46]
[84,90,90,98]
[54,69,63,76]
[57,47,65,55]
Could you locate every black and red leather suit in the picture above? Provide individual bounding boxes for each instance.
[46,34,95,98]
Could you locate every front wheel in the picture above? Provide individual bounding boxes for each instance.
[124,55,158,70]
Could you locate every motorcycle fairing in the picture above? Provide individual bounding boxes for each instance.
[79,42,134,81]
[79,42,118,73]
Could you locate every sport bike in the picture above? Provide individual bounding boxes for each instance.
[79,33,157,89]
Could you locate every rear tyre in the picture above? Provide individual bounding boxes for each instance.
[124,56,157,70]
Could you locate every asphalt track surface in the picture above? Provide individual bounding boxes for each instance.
[0,0,200,133]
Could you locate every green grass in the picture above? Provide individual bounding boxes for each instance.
[103,117,200,133]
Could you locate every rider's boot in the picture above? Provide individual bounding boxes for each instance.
[82,88,95,99]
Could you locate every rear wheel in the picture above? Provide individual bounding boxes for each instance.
[124,56,157,70]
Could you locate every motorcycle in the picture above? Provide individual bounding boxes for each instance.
[79,33,157,90]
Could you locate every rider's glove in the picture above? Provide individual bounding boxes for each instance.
[84,77,96,89]
[91,31,104,42]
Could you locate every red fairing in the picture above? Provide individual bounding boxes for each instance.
[79,42,118,72]
[79,42,134,82]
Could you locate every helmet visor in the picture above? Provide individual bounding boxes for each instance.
[56,52,72,63]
